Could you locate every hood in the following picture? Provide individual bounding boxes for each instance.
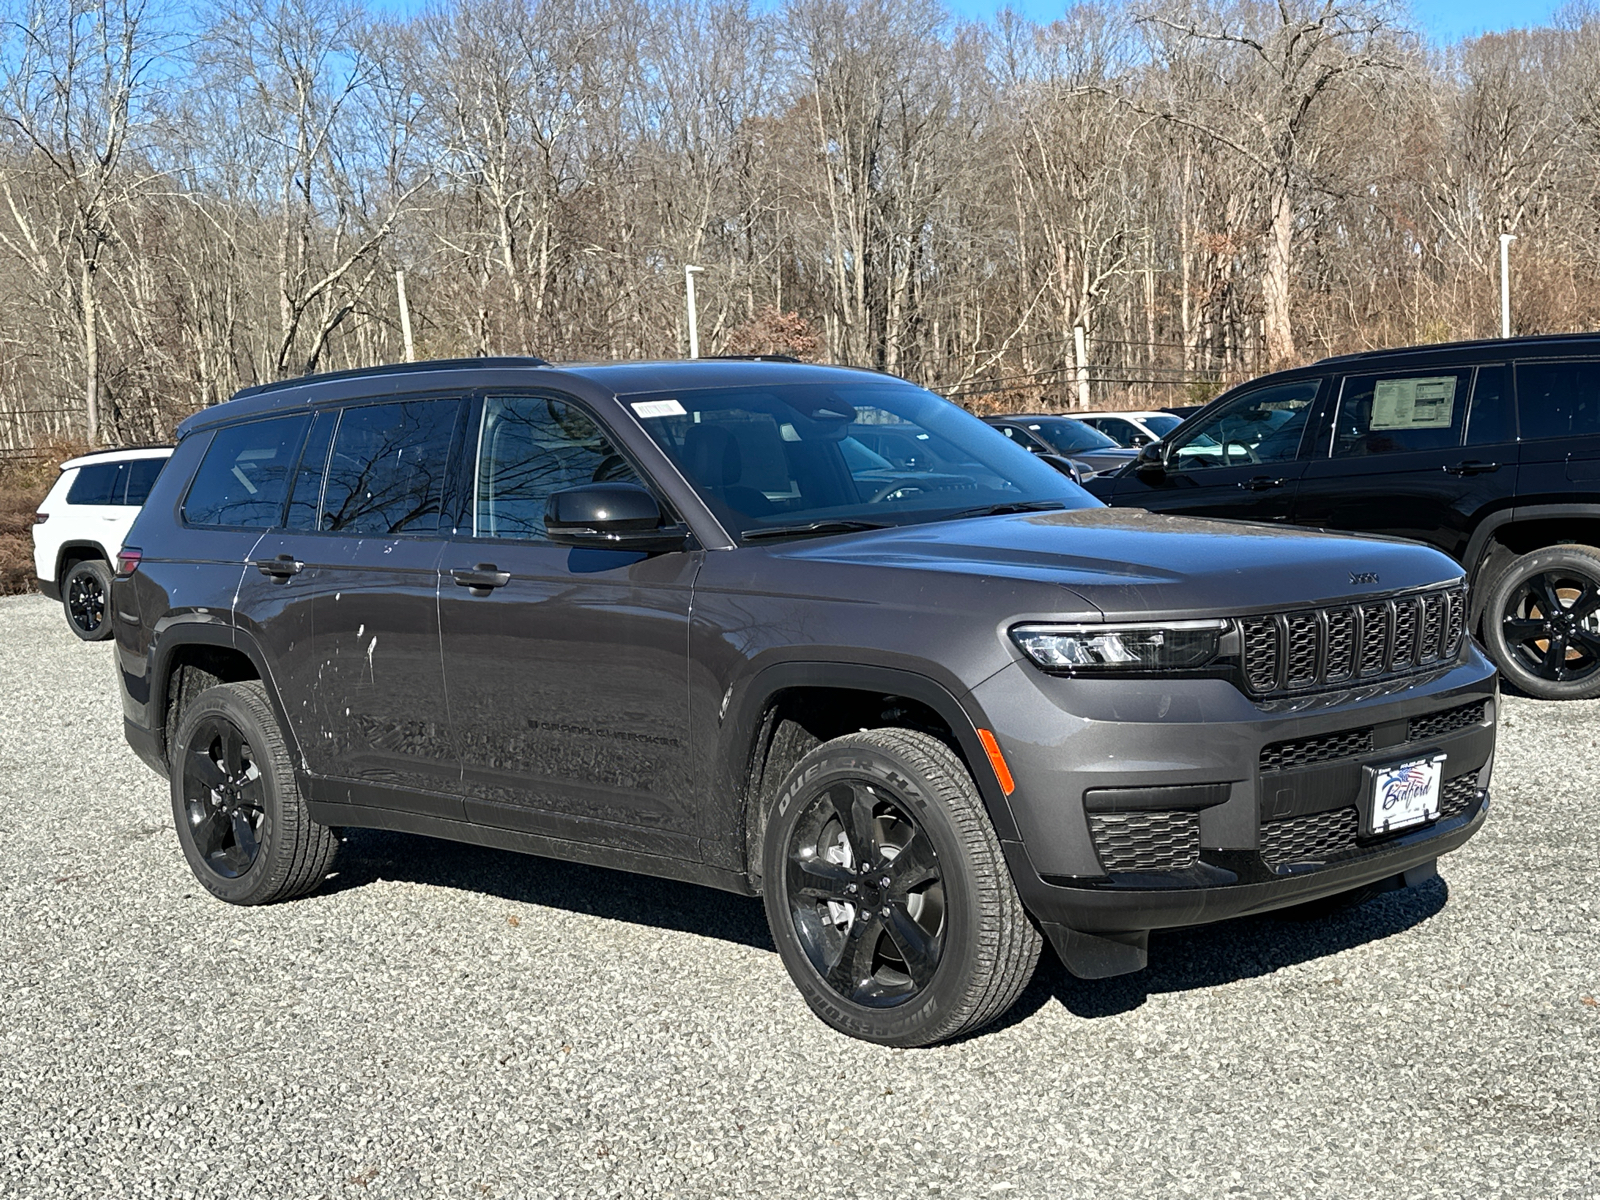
[779,506,1462,620]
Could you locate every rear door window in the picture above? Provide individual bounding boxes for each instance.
[1330,369,1471,456]
[319,399,460,535]
[183,416,309,528]
[1516,360,1600,440]
[66,462,123,505]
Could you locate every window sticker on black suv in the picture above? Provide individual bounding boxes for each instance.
[1331,370,1470,457]
[1517,360,1600,440]
[183,415,309,528]
[319,400,459,535]
[476,396,641,540]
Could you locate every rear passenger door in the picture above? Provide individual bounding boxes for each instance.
[1292,366,1512,562]
[1514,359,1600,505]
[437,392,701,858]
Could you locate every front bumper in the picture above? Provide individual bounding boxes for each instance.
[971,647,1498,971]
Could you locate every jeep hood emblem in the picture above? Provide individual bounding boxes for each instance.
[1350,571,1380,585]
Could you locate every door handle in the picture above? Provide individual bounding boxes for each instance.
[251,554,303,578]
[1443,460,1500,476]
[451,564,511,594]
[1238,476,1286,491]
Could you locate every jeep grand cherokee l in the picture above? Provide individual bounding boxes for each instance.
[113,358,1495,1046]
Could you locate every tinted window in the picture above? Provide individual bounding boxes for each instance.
[66,462,122,505]
[184,416,309,528]
[1170,380,1320,469]
[285,410,336,531]
[1142,414,1181,437]
[1516,360,1600,440]
[476,395,641,540]
[1025,418,1120,454]
[1466,365,1515,446]
[123,458,165,506]
[320,400,459,535]
[1330,369,1470,457]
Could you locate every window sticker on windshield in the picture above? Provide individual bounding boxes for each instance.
[1371,377,1457,430]
[632,399,686,419]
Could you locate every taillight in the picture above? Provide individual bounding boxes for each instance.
[115,547,142,577]
[33,511,47,524]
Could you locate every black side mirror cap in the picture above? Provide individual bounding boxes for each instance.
[1135,441,1166,474]
[1037,453,1083,484]
[545,482,689,553]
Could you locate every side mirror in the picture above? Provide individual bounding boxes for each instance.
[545,482,689,553]
[1037,453,1083,484]
[1135,440,1166,476]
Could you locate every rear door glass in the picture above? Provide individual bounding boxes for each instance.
[1330,369,1471,456]
[319,399,460,535]
[66,462,123,505]
[183,415,309,528]
[1516,360,1600,440]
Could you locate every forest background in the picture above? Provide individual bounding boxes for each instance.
[0,0,1595,454]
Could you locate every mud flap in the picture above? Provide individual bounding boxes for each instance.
[1041,924,1149,979]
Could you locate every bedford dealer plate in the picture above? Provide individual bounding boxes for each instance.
[1368,754,1445,836]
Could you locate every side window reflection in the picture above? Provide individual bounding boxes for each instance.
[1170,381,1320,470]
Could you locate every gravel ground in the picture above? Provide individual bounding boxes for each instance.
[0,591,1596,1200]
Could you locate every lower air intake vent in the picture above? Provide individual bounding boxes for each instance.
[1439,775,1480,819]
[1260,726,1375,772]
[1260,807,1358,865]
[1088,811,1200,873]
[1408,701,1487,743]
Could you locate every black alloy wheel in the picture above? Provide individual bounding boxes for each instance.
[62,559,114,641]
[181,715,268,879]
[761,729,1041,1046]
[784,779,946,1008]
[1485,544,1600,700]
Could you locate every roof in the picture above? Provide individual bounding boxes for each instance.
[1314,331,1600,366]
[59,445,173,471]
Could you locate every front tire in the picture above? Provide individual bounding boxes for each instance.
[170,681,338,905]
[1483,544,1600,700]
[761,729,1041,1046]
[62,559,113,641]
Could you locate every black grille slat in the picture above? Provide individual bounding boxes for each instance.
[1325,607,1355,681]
[1261,807,1358,865]
[1408,701,1487,743]
[1240,586,1464,697]
[1088,811,1200,873]
[1260,727,1375,772]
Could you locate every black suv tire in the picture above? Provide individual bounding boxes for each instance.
[1483,544,1600,701]
[62,558,114,642]
[170,681,338,904]
[760,729,1041,1046]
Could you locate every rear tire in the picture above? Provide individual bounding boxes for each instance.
[170,681,338,905]
[1482,544,1600,700]
[760,729,1041,1046]
[62,558,113,641]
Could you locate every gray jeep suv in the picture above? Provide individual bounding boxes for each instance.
[114,358,1496,1045]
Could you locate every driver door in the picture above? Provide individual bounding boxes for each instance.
[1106,378,1327,522]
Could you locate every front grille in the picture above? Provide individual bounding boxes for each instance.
[1439,775,1480,819]
[1261,806,1358,865]
[1088,811,1200,873]
[1239,585,1466,697]
[1260,727,1375,772]
[1408,701,1487,743]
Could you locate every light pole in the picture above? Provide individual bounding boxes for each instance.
[1499,233,1516,339]
[395,269,416,362]
[684,264,704,358]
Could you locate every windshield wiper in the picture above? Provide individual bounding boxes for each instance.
[742,519,890,542]
[940,500,1070,521]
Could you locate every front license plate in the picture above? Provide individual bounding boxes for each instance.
[1368,754,1444,836]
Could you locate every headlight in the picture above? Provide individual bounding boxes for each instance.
[1010,620,1229,672]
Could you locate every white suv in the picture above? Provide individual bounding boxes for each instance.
[32,446,172,640]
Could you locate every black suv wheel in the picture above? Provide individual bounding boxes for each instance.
[62,559,114,641]
[1483,544,1600,700]
[761,729,1041,1046]
[171,681,339,904]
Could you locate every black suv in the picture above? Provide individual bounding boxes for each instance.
[1084,333,1600,700]
[115,358,1495,1045]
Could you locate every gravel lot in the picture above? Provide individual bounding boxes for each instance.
[0,591,1596,1199]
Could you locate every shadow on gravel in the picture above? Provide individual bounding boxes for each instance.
[320,827,776,952]
[996,877,1452,1025]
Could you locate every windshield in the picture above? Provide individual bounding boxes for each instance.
[1023,418,1121,455]
[1142,414,1181,437]
[622,380,1097,540]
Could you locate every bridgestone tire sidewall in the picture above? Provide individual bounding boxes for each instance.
[170,684,294,905]
[761,741,981,1047]
[1484,544,1600,701]
[63,559,113,642]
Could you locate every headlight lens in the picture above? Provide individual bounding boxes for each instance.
[1011,620,1228,671]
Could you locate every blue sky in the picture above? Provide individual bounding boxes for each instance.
[366,0,1562,44]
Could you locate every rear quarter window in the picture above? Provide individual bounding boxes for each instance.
[123,458,166,506]
[183,415,309,528]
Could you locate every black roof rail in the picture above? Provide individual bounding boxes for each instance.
[230,355,552,400]
[703,354,803,363]
[66,443,175,458]
[1313,331,1600,367]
